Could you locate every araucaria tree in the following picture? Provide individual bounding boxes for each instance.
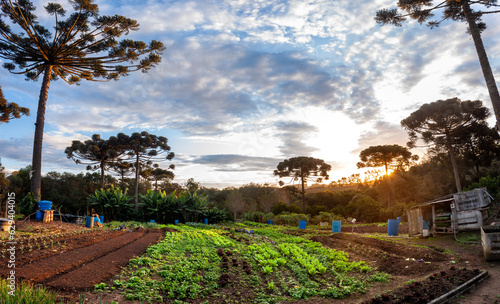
[0,86,29,124]
[117,132,175,212]
[65,134,122,189]
[274,156,331,210]
[0,0,165,200]
[357,145,418,178]
[357,144,418,206]
[401,97,490,192]
[375,0,500,130]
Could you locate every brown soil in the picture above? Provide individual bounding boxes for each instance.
[0,229,125,267]
[46,229,163,290]
[0,226,166,297]
[305,231,499,304]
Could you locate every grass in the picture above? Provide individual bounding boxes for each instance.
[0,279,59,304]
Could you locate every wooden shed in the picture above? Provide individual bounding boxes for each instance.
[407,187,492,237]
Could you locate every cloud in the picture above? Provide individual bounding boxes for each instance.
[0,137,32,162]
[183,154,280,172]
[274,120,318,156]
[355,121,410,154]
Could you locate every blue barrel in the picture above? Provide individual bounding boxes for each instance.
[332,220,341,233]
[35,211,43,221]
[204,218,208,224]
[388,219,399,236]
[98,215,104,224]
[150,220,155,223]
[85,216,93,228]
[38,200,52,210]
[298,220,307,230]
[174,220,179,225]
[267,219,273,225]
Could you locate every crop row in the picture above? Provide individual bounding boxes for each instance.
[0,228,108,257]
[112,226,232,302]
[95,225,388,303]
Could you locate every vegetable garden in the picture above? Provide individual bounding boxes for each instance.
[0,221,492,303]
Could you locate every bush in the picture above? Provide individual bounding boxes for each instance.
[205,206,233,223]
[272,202,302,215]
[273,212,310,225]
[346,195,384,223]
[310,212,343,225]
[241,211,274,223]
[465,175,500,199]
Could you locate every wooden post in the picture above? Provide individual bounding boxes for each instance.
[42,210,53,223]
[432,205,437,237]
[407,210,413,237]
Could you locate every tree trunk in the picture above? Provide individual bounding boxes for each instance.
[446,135,462,192]
[30,66,53,201]
[100,162,105,189]
[462,2,500,131]
[384,162,390,207]
[134,154,139,213]
[300,172,306,212]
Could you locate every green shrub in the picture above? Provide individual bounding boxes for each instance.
[346,195,383,223]
[241,211,274,223]
[310,212,343,225]
[274,212,310,225]
[465,175,500,199]
[272,202,302,215]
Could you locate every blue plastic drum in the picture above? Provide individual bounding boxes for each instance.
[388,219,399,236]
[332,220,341,233]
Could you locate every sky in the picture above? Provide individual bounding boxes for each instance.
[1,0,499,188]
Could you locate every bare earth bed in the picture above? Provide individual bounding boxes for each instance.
[0,225,168,298]
[1,222,499,303]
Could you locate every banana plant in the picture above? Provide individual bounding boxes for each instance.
[88,186,133,220]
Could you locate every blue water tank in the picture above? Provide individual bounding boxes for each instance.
[38,200,52,211]
[332,220,341,233]
[298,220,307,230]
[204,218,208,224]
[267,219,273,225]
[388,219,399,236]
[174,220,179,225]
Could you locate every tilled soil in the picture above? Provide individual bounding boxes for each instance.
[0,227,166,291]
[311,233,449,277]
[46,229,164,290]
[0,229,125,267]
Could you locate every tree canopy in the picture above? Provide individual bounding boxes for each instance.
[117,131,175,212]
[0,0,165,200]
[0,86,29,124]
[357,144,418,177]
[375,0,500,129]
[274,156,331,209]
[401,97,491,191]
[64,134,123,189]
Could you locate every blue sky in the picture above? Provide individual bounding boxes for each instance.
[1,0,499,188]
